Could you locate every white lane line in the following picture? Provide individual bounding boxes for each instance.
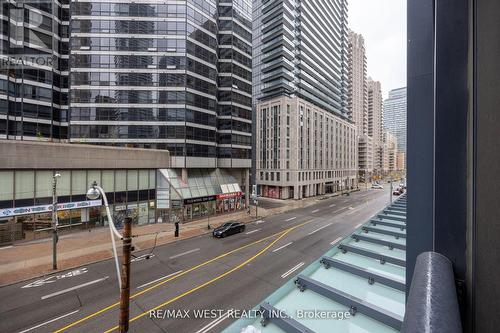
[285,216,297,221]
[281,262,305,279]
[272,242,293,253]
[169,248,200,259]
[308,223,333,235]
[0,245,13,250]
[330,237,342,245]
[329,204,336,208]
[41,277,108,300]
[255,220,265,224]
[245,229,261,235]
[311,209,319,213]
[137,270,184,289]
[348,206,354,210]
[354,223,363,228]
[195,311,230,333]
[346,207,361,215]
[18,310,80,333]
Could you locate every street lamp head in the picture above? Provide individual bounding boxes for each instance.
[54,172,61,178]
[86,181,100,200]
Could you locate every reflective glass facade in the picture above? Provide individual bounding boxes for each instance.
[254,0,349,118]
[68,0,251,166]
[1,1,252,168]
[383,87,407,153]
[0,0,70,140]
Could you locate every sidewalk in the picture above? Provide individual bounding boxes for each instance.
[0,194,326,286]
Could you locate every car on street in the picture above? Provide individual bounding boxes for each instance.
[393,187,403,195]
[212,221,246,238]
[372,184,384,189]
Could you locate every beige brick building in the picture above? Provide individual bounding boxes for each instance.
[256,96,357,199]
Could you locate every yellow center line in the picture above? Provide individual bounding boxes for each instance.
[54,220,312,333]
[103,221,303,333]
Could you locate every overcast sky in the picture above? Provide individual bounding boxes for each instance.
[348,0,407,99]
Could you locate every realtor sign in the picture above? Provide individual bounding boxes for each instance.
[0,200,102,218]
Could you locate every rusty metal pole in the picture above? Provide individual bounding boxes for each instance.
[119,217,132,333]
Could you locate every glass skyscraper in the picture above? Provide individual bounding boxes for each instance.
[254,0,349,118]
[2,0,251,168]
[1,0,70,141]
[383,87,407,153]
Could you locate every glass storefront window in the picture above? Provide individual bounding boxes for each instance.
[115,170,126,191]
[87,170,101,187]
[127,170,138,191]
[58,171,71,196]
[71,170,87,196]
[35,171,52,199]
[15,171,34,199]
[102,170,115,192]
[0,171,14,201]
[139,170,149,190]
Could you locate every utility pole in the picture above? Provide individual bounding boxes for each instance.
[52,172,61,270]
[119,217,132,333]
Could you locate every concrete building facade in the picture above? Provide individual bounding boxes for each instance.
[256,96,357,199]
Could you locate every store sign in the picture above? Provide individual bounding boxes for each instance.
[183,196,215,205]
[217,192,242,200]
[0,200,102,218]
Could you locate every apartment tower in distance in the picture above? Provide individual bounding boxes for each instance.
[254,0,357,199]
[1,1,253,220]
[348,30,372,182]
[368,78,384,176]
[383,87,407,155]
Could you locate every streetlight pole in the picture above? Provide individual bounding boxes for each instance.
[87,181,122,291]
[52,172,61,270]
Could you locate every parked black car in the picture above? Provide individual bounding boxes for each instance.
[212,221,246,238]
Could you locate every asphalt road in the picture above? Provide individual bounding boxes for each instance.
[0,188,394,333]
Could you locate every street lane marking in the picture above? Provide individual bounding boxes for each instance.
[331,237,342,245]
[281,262,305,279]
[285,216,297,221]
[272,242,293,253]
[311,209,319,213]
[22,267,89,289]
[354,223,363,228]
[169,248,200,259]
[55,220,314,333]
[137,270,184,289]
[195,311,230,333]
[346,207,361,215]
[308,223,333,235]
[18,310,80,333]
[255,220,265,224]
[101,220,312,333]
[41,277,109,300]
[245,229,261,235]
[329,204,336,208]
[348,206,354,210]
[0,245,13,250]
[131,253,155,262]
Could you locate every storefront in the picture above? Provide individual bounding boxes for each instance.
[0,200,102,241]
[216,192,243,214]
[183,195,216,220]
